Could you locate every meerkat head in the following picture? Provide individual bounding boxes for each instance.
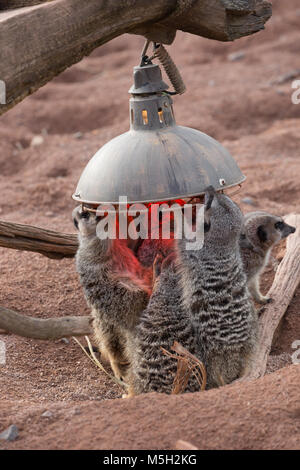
[72,206,99,239]
[202,186,243,246]
[242,211,296,249]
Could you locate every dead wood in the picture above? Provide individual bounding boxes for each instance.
[0,306,92,339]
[0,220,78,259]
[0,0,272,115]
[174,440,198,450]
[243,214,300,380]
[0,0,49,8]
[161,340,207,393]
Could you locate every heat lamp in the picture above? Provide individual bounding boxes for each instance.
[73,42,245,207]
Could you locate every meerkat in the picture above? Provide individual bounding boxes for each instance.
[73,206,152,385]
[239,211,296,304]
[136,238,175,268]
[176,186,258,389]
[130,254,200,395]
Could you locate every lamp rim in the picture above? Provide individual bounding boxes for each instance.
[72,176,246,206]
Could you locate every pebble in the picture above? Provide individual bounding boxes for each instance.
[0,424,19,441]
[31,135,44,147]
[228,51,246,62]
[41,410,53,418]
[242,197,256,206]
[73,132,83,139]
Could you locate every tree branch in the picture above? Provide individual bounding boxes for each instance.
[0,220,78,259]
[0,0,272,115]
[0,306,92,339]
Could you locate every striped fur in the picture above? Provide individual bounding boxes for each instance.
[73,206,151,384]
[177,190,258,389]
[131,258,201,394]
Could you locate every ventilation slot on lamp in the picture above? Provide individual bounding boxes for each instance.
[142,109,148,125]
[158,108,164,124]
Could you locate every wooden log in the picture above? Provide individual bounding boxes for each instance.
[0,0,49,8]
[244,214,300,380]
[0,0,272,115]
[0,306,92,339]
[0,220,78,259]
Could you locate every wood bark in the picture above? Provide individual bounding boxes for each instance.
[0,306,92,339]
[0,0,272,115]
[244,214,300,380]
[0,0,49,8]
[0,220,78,259]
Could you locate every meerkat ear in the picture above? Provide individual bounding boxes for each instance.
[203,186,215,231]
[257,225,268,243]
[204,186,215,211]
[73,218,79,230]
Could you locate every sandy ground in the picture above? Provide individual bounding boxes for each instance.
[0,0,299,449]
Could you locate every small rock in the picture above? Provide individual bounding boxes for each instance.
[15,142,24,151]
[0,425,19,441]
[208,80,215,87]
[73,132,83,139]
[242,197,256,206]
[41,410,53,418]
[31,135,44,147]
[45,211,54,217]
[228,51,246,62]
[61,338,69,344]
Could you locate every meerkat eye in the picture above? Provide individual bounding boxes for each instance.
[275,221,284,230]
[73,218,79,230]
[81,211,90,220]
[204,221,211,233]
[240,233,246,240]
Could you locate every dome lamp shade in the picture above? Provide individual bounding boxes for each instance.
[73,59,245,206]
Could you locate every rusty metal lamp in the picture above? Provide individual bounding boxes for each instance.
[73,43,245,206]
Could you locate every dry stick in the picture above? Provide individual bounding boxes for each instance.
[0,306,92,339]
[244,213,300,380]
[161,340,207,393]
[0,220,78,259]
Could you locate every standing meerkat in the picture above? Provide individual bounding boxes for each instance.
[176,187,258,389]
[73,206,152,385]
[131,254,200,395]
[240,211,296,304]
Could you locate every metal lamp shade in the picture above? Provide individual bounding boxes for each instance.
[73,64,245,205]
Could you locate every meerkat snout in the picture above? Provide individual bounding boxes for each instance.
[240,211,296,304]
[72,206,100,238]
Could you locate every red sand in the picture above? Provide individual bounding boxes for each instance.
[0,0,299,449]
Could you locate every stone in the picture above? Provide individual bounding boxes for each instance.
[0,425,19,441]
[228,51,246,62]
[31,135,44,147]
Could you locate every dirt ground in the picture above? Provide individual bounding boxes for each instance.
[0,0,299,450]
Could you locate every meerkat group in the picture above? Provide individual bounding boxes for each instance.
[73,189,296,395]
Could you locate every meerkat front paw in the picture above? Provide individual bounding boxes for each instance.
[257,296,273,305]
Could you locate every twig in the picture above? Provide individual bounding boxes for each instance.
[161,340,206,393]
[0,219,78,259]
[0,306,92,339]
